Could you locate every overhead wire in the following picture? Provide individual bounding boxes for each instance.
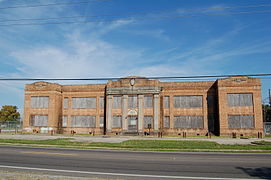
[0,2,271,11]
[0,9,271,26]
[0,0,111,10]
[0,3,271,23]
[0,73,271,81]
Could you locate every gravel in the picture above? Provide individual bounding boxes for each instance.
[0,170,114,180]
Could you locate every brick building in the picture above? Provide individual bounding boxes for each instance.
[23,76,263,136]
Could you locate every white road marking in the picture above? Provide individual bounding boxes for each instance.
[0,165,255,180]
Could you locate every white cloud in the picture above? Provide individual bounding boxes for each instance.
[127,29,170,42]
[9,30,145,79]
[95,19,134,36]
[9,22,270,82]
[0,1,270,109]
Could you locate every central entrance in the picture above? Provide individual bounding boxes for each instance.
[128,116,138,131]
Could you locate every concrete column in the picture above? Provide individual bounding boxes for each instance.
[122,95,128,131]
[138,95,144,132]
[154,94,159,131]
[106,95,113,132]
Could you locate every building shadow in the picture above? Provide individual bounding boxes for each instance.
[207,82,219,136]
[236,167,271,179]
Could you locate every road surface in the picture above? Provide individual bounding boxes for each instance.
[0,145,270,179]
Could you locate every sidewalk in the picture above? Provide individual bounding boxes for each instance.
[0,133,270,145]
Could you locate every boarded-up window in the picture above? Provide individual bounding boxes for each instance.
[113,115,122,128]
[100,116,104,128]
[228,115,254,128]
[128,96,137,109]
[100,97,104,109]
[164,116,170,128]
[71,116,96,127]
[62,116,67,127]
[31,96,49,108]
[144,96,153,108]
[144,116,153,128]
[72,97,96,109]
[113,96,121,109]
[63,98,69,109]
[31,115,48,127]
[228,93,253,107]
[174,96,202,108]
[164,96,170,108]
[174,116,203,129]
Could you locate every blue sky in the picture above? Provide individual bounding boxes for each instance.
[0,0,270,115]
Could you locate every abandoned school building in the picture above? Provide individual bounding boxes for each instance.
[23,76,264,137]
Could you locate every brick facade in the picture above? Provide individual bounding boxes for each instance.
[23,76,263,137]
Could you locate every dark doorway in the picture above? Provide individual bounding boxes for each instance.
[128,116,137,131]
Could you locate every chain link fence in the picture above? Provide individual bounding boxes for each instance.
[264,122,271,135]
[0,121,23,133]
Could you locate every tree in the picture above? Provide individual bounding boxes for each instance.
[0,105,20,122]
[263,104,271,122]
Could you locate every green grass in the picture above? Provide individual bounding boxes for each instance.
[0,138,271,152]
[0,138,76,145]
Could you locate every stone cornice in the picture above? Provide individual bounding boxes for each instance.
[106,86,162,95]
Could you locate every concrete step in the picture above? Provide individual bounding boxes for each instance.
[122,131,139,136]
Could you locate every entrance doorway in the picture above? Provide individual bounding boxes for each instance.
[128,116,137,131]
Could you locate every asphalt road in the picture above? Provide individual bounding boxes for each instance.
[0,145,270,180]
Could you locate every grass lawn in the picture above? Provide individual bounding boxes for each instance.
[0,138,271,152]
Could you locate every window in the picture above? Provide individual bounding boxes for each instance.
[174,116,203,129]
[164,96,170,108]
[228,93,253,107]
[99,97,104,109]
[72,97,96,109]
[71,116,96,127]
[144,96,153,108]
[31,115,48,127]
[113,96,121,109]
[164,116,170,128]
[128,96,137,109]
[30,96,49,108]
[99,116,104,128]
[62,116,67,127]
[228,115,254,128]
[144,116,153,128]
[113,115,122,128]
[63,98,69,109]
[174,96,202,108]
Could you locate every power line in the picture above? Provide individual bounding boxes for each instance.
[148,73,271,80]
[1,9,271,26]
[0,0,110,10]
[0,2,270,12]
[0,73,271,81]
[1,3,271,23]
